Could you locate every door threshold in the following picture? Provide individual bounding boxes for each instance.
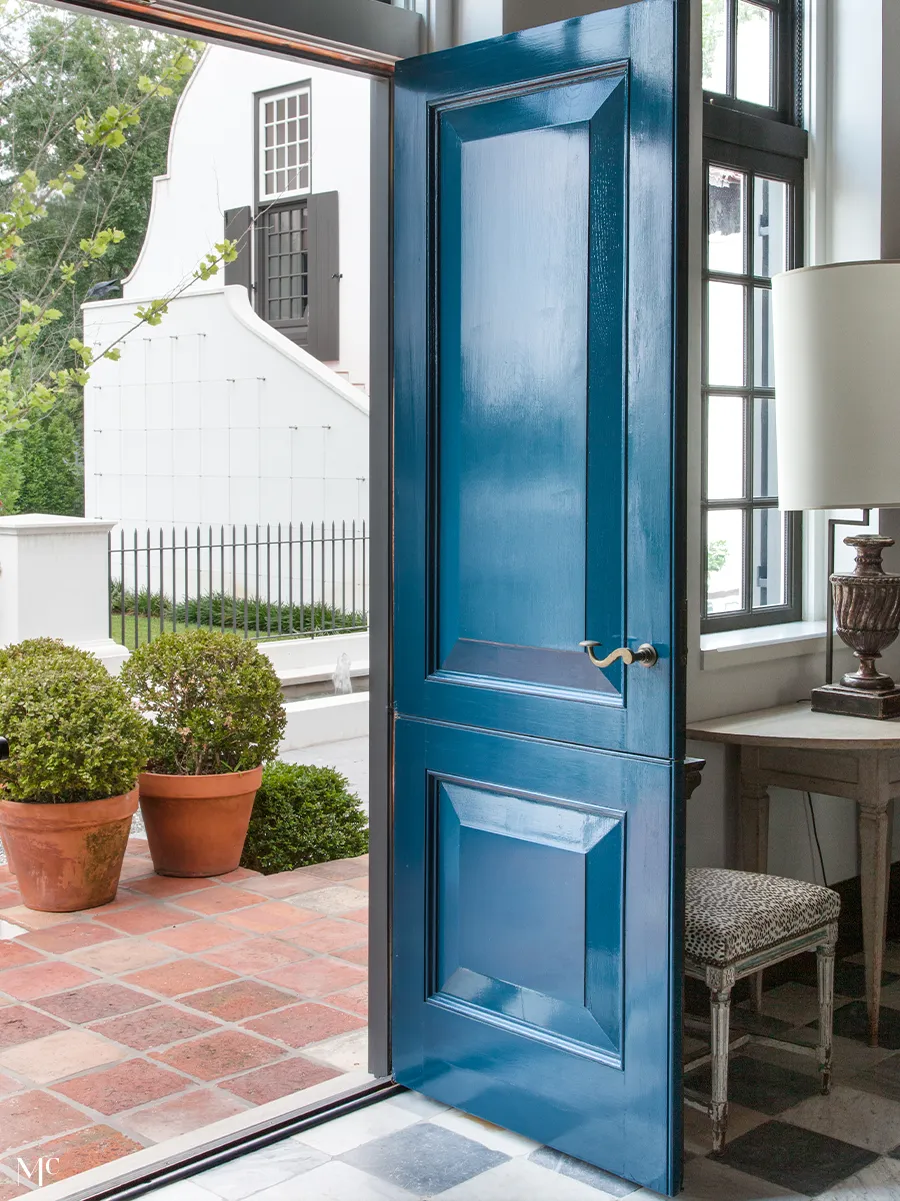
[29,1072,401,1201]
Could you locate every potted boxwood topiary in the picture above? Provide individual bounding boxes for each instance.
[0,639,150,912]
[120,629,286,877]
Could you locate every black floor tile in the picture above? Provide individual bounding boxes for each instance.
[813,1000,900,1050]
[341,1122,507,1194]
[847,1052,900,1104]
[529,1147,639,1196]
[685,1054,822,1116]
[716,1119,878,1196]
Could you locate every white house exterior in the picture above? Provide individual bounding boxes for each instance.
[83,45,371,532]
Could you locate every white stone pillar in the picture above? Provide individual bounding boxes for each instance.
[0,515,128,674]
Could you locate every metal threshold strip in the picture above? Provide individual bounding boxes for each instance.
[39,1078,402,1201]
[56,0,422,75]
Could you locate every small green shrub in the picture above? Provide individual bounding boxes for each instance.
[241,761,368,875]
[0,638,150,804]
[120,628,286,775]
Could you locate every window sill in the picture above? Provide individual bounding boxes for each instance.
[700,620,827,671]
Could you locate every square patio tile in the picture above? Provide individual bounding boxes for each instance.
[342,1122,508,1195]
[304,1028,368,1073]
[284,918,367,954]
[243,871,336,900]
[716,1120,878,1195]
[212,869,261,883]
[53,1057,191,1115]
[181,981,295,1021]
[326,983,367,1019]
[220,902,317,935]
[0,960,97,1000]
[333,944,368,967]
[298,887,368,917]
[70,937,174,975]
[149,922,243,953]
[244,1002,365,1048]
[0,1070,22,1098]
[173,887,267,916]
[0,905,72,931]
[0,1004,66,1049]
[341,908,369,925]
[218,1056,342,1104]
[0,1028,129,1084]
[123,960,239,997]
[307,857,368,883]
[90,1004,219,1051]
[119,1087,249,1142]
[22,1124,144,1182]
[129,876,218,899]
[0,1089,89,1153]
[94,903,195,936]
[261,958,366,998]
[151,1029,286,1081]
[779,1084,900,1153]
[38,981,155,1024]
[0,942,43,970]
[200,938,310,976]
[19,922,123,955]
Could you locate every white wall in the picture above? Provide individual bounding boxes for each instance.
[84,286,369,530]
[124,44,371,390]
[686,0,900,887]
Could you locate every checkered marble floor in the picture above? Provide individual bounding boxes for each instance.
[142,945,900,1201]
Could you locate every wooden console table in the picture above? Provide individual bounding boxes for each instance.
[687,702,900,1045]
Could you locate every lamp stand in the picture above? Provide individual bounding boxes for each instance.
[812,531,900,719]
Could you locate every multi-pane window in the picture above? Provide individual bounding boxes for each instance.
[259,87,310,201]
[701,0,806,631]
[263,205,309,327]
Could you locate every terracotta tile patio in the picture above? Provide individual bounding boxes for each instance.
[0,843,368,1194]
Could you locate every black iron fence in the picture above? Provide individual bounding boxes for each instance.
[109,522,368,649]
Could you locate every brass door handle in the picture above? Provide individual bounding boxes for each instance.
[579,641,659,669]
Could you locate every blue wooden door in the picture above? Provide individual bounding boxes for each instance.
[393,5,687,1194]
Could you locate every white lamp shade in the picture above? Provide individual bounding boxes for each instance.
[772,261,900,511]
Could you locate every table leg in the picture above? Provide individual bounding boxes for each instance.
[858,799,891,1046]
[739,751,770,1010]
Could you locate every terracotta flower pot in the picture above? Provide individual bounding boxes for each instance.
[0,790,138,912]
[138,766,263,877]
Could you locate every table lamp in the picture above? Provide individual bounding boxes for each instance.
[772,260,900,719]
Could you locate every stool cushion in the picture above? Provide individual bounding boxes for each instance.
[685,867,840,968]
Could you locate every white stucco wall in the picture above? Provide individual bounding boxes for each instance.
[124,44,371,390]
[84,286,368,529]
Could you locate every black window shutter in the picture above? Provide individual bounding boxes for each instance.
[223,206,253,294]
[307,191,339,362]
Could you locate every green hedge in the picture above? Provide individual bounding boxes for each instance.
[241,761,368,875]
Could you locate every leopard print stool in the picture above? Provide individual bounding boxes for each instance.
[684,867,840,1155]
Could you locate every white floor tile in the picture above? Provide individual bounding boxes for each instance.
[631,1156,805,1200]
[194,1141,328,1199]
[815,1154,900,1200]
[779,1084,900,1154]
[382,1090,450,1119]
[143,1183,223,1201]
[434,1157,620,1200]
[430,1108,540,1157]
[294,1099,421,1155]
[270,1160,417,1201]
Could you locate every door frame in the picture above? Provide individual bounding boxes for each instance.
[29,2,690,1195]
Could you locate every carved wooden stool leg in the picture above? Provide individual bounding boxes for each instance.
[707,967,735,1156]
[817,925,838,1095]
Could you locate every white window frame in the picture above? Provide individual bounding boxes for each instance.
[258,85,312,204]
